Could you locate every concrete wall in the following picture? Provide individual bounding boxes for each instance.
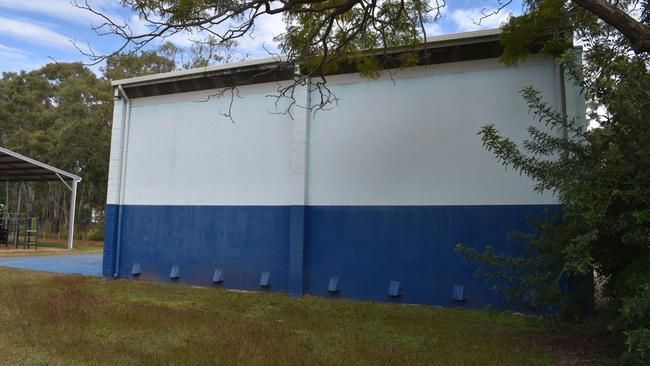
[308,57,564,206]
[108,83,294,206]
[104,54,584,307]
[104,82,296,291]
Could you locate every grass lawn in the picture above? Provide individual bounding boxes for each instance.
[0,240,102,257]
[38,240,102,253]
[0,268,610,366]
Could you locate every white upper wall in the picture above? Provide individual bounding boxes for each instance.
[106,98,125,205]
[108,54,583,207]
[307,55,580,205]
[116,83,294,206]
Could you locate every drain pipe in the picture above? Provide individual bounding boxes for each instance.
[113,85,131,278]
[555,62,568,139]
[556,32,570,139]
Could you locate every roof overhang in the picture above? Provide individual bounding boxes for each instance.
[0,147,81,182]
[112,29,505,99]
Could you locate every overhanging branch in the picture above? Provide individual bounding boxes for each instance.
[572,0,650,53]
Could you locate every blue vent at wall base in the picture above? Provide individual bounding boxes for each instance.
[212,268,224,283]
[452,285,465,301]
[388,281,401,297]
[522,289,537,305]
[103,203,562,307]
[328,277,340,293]
[260,272,271,287]
[170,265,181,279]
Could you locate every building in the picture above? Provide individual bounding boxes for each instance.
[103,29,584,308]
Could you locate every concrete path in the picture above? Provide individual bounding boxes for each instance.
[0,253,102,276]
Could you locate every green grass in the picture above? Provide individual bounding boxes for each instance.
[37,240,102,252]
[0,240,102,257]
[0,268,605,365]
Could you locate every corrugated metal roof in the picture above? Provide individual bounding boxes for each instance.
[425,28,501,43]
[111,57,287,87]
[0,147,81,182]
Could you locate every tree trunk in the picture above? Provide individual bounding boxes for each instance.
[573,0,650,53]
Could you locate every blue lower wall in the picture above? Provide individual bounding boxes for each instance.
[304,205,552,307]
[104,205,290,291]
[102,204,119,277]
[104,204,558,308]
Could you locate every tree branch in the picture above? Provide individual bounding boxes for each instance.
[572,0,650,53]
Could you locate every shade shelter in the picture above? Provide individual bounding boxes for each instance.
[0,147,81,249]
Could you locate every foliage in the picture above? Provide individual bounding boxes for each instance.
[612,285,650,364]
[0,36,238,234]
[85,223,105,241]
[179,37,238,68]
[0,63,112,234]
[457,1,650,362]
[102,46,176,80]
[455,83,601,316]
[501,0,649,64]
[77,0,650,82]
[102,39,238,81]
[456,214,569,312]
[78,0,438,80]
[277,0,432,76]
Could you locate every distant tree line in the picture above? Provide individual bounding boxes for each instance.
[0,40,236,240]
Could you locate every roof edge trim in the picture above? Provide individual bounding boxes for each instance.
[111,28,503,88]
[0,147,82,182]
[111,56,287,87]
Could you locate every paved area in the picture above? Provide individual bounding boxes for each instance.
[0,253,102,276]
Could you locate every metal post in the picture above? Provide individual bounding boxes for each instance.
[4,181,8,226]
[67,179,78,250]
[13,182,21,248]
[113,86,131,277]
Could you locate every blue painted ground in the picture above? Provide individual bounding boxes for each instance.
[0,254,103,276]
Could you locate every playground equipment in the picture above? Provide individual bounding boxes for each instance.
[0,146,80,249]
[0,213,39,250]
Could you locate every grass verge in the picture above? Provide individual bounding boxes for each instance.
[0,268,611,365]
[0,241,102,257]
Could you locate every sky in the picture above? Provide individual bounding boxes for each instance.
[0,0,523,75]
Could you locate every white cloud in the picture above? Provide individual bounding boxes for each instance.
[164,30,202,49]
[0,0,123,26]
[450,8,513,32]
[424,22,443,37]
[236,13,285,58]
[0,43,29,57]
[0,0,86,23]
[0,16,74,50]
[124,13,213,50]
[0,43,41,71]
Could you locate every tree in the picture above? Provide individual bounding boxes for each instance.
[75,0,649,62]
[75,0,649,114]
[76,0,650,360]
[180,37,238,69]
[571,0,649,52]
[102,46,177,80]
[102,39,239,81]
[76,0,436,99]
[456,0,650,363]
[0,63,113,237]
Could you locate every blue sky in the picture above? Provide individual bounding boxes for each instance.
[0,0,523,74]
